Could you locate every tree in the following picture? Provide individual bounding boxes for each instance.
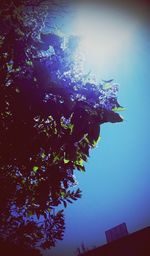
[0,0,123,252]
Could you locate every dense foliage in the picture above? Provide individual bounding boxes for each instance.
[0,0,123,252]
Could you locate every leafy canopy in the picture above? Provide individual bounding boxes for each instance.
[0,0,123,251]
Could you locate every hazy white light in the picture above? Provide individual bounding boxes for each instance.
[72,6,134,77]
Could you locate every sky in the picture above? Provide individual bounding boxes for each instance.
[43,1,150,255]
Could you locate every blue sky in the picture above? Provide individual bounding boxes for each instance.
[44,1,150,255]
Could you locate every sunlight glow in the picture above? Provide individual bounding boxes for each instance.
[72,6,135,77]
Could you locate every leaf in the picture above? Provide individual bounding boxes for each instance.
[57,210,64,216]
[63,200,67,208]
[27,211,33,217]
[41,152,46,159]
[92,135,101,147]
[64,159,69,164]
[68,176,75,183]
[33,166,39,172]
[108,112,124,123]
[99,109,123,124]
[103,82,112,89]
[66,199,73,204]
[112,106,125,112]
[76,165,85,172]
[61,191,66,198]
[75,159,83,167]
[26,60,33,66]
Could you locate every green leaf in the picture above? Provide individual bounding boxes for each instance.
[21,179,25,184]
[75,159,84,167]
[26,60,33,66]
[64,159,70,164]
[33,166,39,172]
[61,191,66,198]
[112,106,125,112]
[92,135,101,147]
[103,83,112,89]
[41,152,46,159]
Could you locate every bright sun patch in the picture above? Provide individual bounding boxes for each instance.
[71,5,134,77]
